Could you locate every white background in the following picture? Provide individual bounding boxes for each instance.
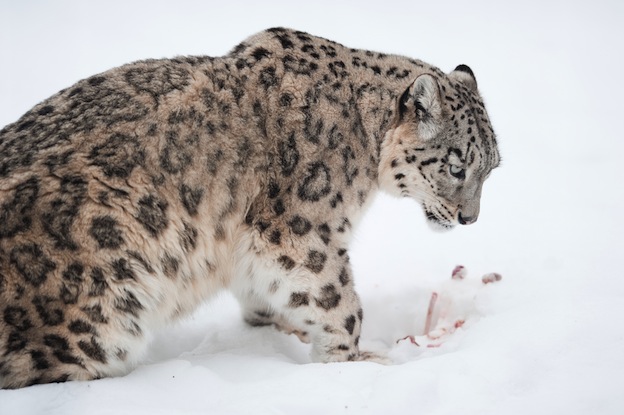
[1,1,623,414]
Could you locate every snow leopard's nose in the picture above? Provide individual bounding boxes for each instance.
[458,212,477,225]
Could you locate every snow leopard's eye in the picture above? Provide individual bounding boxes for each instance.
[449,165,465,180]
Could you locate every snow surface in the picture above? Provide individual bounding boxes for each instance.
[1,0,623,413]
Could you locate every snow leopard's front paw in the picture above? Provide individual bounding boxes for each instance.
[348,350,391,364]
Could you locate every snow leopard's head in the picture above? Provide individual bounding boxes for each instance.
[379,65,500,231]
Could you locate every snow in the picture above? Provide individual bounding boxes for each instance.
[1,0,623,413]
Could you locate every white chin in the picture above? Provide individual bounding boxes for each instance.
[426,219,455,233]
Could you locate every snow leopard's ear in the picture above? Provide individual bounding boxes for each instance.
[398,74,442,141]
[449,64,477,91]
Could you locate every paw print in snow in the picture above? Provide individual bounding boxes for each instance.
[397,265,502,347]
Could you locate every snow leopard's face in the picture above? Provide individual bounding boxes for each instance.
[379,66,500,230]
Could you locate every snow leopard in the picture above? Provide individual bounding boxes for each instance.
[0,27,499,388]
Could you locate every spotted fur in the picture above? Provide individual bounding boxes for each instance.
[0,28,499,388]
